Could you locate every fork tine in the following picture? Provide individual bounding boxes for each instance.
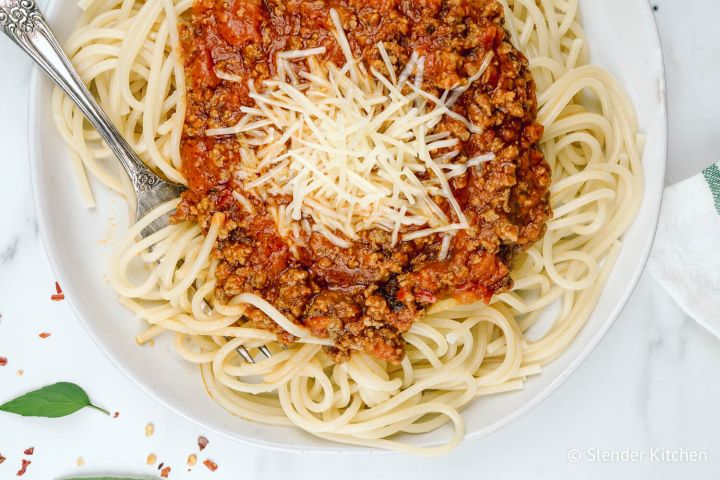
[192,274,275,364]
[236,345,256,364]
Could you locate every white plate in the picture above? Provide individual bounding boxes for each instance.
[28,0,666,453]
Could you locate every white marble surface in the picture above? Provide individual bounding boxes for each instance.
[1,0,719,478]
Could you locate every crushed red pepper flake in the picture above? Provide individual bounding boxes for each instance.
[38,332,51,339]
[160,466,171,478]
[203,459,218,472]
[0,356,7,366]
[50,282,65,302]
[0,454,5,464]
[197,436,209,451]
[113,411,120,418]
[16,459,31,476]
[51,282,65,301]
[23,448,33,456]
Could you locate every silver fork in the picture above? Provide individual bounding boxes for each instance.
[1,0,269,362]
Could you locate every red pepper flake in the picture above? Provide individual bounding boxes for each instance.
[0,357,7,366]
[16,459,31,476]
[23,448,33,456]
[113,411,120,418]
[160,466,171,478]
[197,435,209,451]
[38,332,51,339]
[51,282,65,301]
[203,459,218,472]
[0,454,5,464]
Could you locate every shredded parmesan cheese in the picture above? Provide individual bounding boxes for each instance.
[209,9,493,246]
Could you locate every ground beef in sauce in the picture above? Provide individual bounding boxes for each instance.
[173,0,552,364]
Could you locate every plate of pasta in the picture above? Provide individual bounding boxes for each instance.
[30,0,666,454]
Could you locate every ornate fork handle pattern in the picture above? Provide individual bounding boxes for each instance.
[0,0,162,194]
[0,0,42,35]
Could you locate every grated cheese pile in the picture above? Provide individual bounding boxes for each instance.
[208,9,495,248]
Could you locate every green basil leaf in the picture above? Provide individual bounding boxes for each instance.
[62,477,153,480]
[0,382,109,417]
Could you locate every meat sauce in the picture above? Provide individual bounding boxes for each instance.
[174,0,552,363]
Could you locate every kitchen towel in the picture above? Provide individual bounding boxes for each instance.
[648,163,720,339]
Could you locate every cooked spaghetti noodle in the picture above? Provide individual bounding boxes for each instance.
[52,0,643,455]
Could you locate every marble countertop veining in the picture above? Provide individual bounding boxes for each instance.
[1,0,719,478]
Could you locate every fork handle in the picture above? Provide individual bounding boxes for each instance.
[0,0,159,190]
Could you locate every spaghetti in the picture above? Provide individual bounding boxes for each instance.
[52,0,643,455]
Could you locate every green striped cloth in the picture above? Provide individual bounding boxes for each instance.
[703,164,720,214]
[649,163,720,339]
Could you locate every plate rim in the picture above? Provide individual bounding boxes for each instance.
[27,0,668,455]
